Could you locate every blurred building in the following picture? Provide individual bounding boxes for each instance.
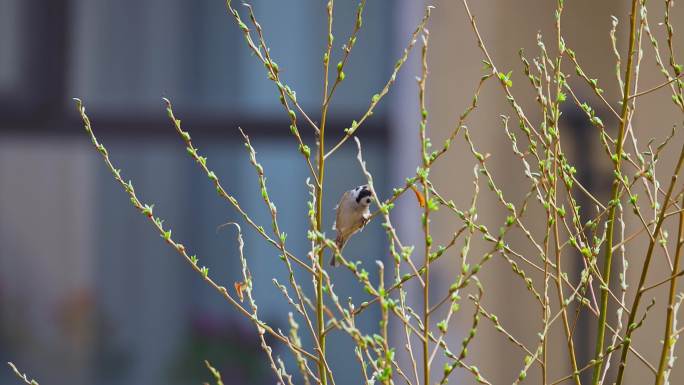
[2,1,684,385]
[1,1,393,384]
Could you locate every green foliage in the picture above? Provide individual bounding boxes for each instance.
[52,2,684,385]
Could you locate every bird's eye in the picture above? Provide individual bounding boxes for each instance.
[365,198,371,204]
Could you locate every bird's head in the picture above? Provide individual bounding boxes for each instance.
[351,184,373,207]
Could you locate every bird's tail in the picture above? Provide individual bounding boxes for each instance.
[331,235,346,266]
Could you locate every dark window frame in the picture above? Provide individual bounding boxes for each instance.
[0,0,389,142]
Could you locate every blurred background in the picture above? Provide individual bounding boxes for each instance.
[1,0,684,384]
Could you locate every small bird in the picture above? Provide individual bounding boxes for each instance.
[331,184,373,266]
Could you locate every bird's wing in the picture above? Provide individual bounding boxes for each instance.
[333,191,349,231]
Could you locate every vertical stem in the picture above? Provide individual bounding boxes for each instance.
[655,194,684,385]
[316,2,334,384]
[553,141,582,385]
[551,126,582,384]
[614,144,684,385]
[592,1,639,383]
[379,263,392,385]
[316,95,328,385]
[542,192,551,385]
[422,185,430,385]
[552,3,582,384]
[543,231,549,385]
[316,93,327,385]
[418,30,430,385]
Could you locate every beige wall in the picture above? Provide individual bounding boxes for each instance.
[416,0,684,384]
